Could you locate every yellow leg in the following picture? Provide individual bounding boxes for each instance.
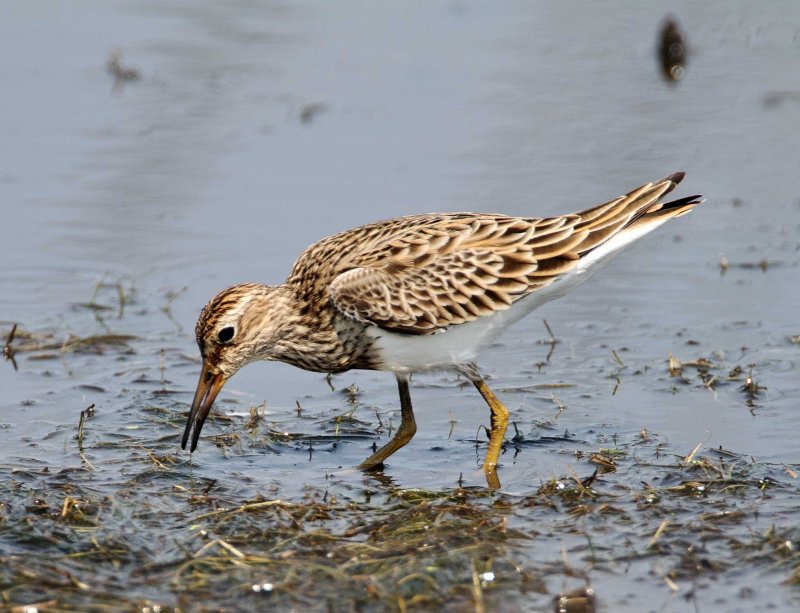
[359,374,417,471]
[464,367,509,489]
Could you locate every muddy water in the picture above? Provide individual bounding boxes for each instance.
[2,2,799,612]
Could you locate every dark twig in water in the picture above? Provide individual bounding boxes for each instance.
[543,318,556,343]
[3,323,17,370]
[77,404,96,470]
[610,349,626,395]
[538,318,559,364]
[77,411,86,447]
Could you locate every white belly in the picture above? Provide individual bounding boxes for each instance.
[365,272,578,372]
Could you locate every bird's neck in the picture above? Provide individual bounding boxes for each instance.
[249,283,372,373]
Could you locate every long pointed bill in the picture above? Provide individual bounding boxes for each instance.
[181,363,226,452]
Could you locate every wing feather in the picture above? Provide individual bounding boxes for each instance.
[311,175,695,334]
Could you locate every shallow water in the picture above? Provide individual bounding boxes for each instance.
[2,2,799,611]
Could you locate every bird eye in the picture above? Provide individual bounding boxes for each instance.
[217,326,235,343]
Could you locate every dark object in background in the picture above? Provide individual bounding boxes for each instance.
[658,17,687,83]
[107,49,140,93]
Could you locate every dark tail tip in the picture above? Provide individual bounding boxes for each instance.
[664,171,685,185]
[659,171,686,196]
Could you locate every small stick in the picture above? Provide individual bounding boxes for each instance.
[664,575,680,592]
[61,496,80,519]
[648,519,670,549]
[4,323,16,347]
[193,538,246,559]
[470,560,486,613]
[683,440,703,465]
[192,499,283,521]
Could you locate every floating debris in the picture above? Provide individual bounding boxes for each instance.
[667,354,716,377]
[554,586,596,613]
[657,17,688,83]
[589,450,618,473]
[667,352,682,376]
[245,402,266,434]
[740,368,765,399]
[299,103,327,125]
[107,49,140,92]
[718,256,776,273]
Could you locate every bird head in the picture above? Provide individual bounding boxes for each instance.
[181,283,290,452]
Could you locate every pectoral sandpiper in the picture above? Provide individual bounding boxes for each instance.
[182,172,702,487]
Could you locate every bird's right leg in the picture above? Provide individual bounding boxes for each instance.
[460,363,508,489]
[358,373,417,470]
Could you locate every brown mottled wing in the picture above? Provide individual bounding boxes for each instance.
[328,175,685,334]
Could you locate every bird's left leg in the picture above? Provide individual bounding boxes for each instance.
[460,364,509,489]
[358,373,417,471]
